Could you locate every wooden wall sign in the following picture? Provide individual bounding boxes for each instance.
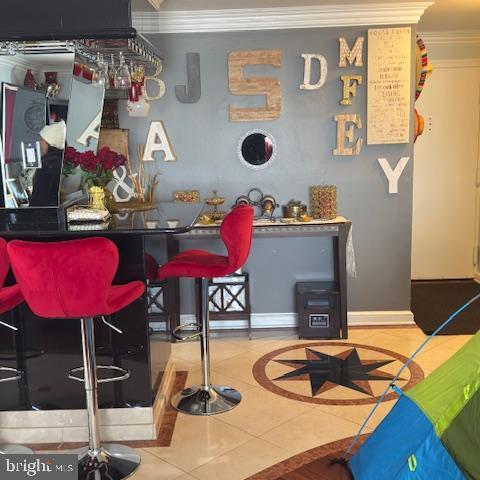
[175,52,201,104]
[98,128,130,159]
[367,27,411,145]
[228,49,281,122]
[340,75,363,105]
[300,54,327,90]
[338,37,364,68]
[142,121,177,162]
[378,157,410,194]
[333,114,363,156]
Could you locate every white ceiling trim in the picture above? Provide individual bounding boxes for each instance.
[132,3,434,34]
[419,30,480,47]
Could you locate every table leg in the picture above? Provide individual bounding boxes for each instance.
[166,234,181,338]
[335,223,351,339]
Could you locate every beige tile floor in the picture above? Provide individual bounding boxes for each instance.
[134,327,473,479]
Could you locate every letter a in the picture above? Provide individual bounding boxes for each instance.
[143,121,177,162]
[76,110,102,147]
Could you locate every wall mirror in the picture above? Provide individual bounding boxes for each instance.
[61,54,106,202]
[0,52,75,208]
[0,51,108,208]
[237,130,276,170]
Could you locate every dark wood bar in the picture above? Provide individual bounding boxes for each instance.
[0,203,202,411]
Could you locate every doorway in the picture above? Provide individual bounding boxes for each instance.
[411,59,480,334]
[412,60,480,280]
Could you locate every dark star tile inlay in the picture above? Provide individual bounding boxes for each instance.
[253,341,424,406]
[273,347,399,397]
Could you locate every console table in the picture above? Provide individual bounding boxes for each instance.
[167,217,352,339]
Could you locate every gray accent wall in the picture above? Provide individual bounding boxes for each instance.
[118,26,416,315]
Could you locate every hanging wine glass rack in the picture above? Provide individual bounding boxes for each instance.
[0,33,162,71]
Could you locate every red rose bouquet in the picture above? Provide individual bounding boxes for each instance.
[62,146,81,176]
[63,146,127,189]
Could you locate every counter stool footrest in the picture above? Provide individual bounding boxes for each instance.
[68,365,130,384]
[172,323,201,341]
[0,367,22,383]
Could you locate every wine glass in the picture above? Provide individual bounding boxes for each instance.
[92,53,109,89]
[114,52,131,89]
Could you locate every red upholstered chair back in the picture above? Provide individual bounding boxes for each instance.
[0,238,10,287]
[7,237,119,319]
[220,205,254,274]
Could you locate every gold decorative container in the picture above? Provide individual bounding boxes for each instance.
[205,190,227,221]
[173,190,200,203]
[310,185,337,220]
[109,200,156,213]
[198,213,215,225]
[282,199,307,219]
[88,186,107,210]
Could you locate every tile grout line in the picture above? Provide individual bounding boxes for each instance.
[138,447,191,478]
[144,416,255,473]
[187,436,293,480]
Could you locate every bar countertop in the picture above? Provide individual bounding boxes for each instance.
[0,202,204,237]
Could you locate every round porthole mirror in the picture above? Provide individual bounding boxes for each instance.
[237,130,276,170]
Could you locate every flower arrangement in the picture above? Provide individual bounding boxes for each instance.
[62,146,80,176]
[63,146,127,189]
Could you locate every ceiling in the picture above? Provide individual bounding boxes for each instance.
[132,0,480,32]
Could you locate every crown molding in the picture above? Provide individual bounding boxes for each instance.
[419,30,480,47]
[133,3,433,34]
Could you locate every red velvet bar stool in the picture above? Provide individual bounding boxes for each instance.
[158,205,254,415]
[8,237,145,480]
[0,238,33,455]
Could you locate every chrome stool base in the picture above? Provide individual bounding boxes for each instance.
[0,445,33,454]
[78,444,140,480]
[172,384,241,415]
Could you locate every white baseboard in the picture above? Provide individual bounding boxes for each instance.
[348,310,414,326]
[177,310,415,330]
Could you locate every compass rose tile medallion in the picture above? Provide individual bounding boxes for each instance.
[252,342,424,405]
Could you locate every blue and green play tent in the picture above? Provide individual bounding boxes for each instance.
[349,330,480,479]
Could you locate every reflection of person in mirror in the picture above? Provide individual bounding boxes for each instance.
[30,121,66,207]
[242,133,272,166]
